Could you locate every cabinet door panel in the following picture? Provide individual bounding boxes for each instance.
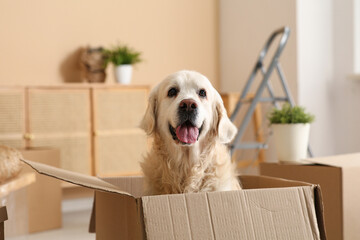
[95,131,146,176]
[93,87,148,176]
[0,88,26,148]
[93,89,147,130]
[31,136,91,174]
[28,89,90,133]
[28,88,92,174]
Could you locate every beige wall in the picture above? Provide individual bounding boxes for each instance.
[0,0,219,88]
[220,0,298,101]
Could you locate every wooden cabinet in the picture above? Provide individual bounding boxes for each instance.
[92,86,148,177]
[0,88,26,148]
[27,88,92,175]
[0,85,149,177]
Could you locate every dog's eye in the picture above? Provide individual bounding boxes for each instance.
[167,88,178,97]
[199,89,207,98]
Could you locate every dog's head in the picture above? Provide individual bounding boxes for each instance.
[140,70,237,146]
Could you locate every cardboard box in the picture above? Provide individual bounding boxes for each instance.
[0,173,35,237]
[20,147,62,233]
[22,159,326,240]
[260,153,360,240]
[0,206,8,240]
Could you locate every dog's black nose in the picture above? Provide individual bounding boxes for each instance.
[179,99,197,111]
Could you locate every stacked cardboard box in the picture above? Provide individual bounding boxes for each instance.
[260,153,360,240]
[20,148,62,233]
[0,173,35,237]
[22,159,326,240]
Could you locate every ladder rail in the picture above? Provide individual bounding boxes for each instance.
[230,27,290,121]
[230,26,314,158]
[231,27,290,153]
[230,60,258,121]
[276,63,295,106]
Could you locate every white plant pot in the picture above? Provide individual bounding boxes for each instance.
[115,64,133,84]
[272,123,310,163]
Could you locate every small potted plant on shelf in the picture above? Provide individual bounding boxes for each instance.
[268,103,315,163]
[103,44,142,84]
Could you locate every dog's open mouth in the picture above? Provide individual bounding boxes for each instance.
[169,121,203,145]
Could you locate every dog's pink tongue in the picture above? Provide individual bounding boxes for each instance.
[176,124,199,144]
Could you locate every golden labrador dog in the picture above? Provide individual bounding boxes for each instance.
[140,70,241,195]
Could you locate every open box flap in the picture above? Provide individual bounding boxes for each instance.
[21,159,133,197]
[303,153,360,168]
[239,174,312,189]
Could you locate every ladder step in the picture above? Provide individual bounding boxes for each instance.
[232,142,268,150]
[239,97,288,103]
[259,97,288,102]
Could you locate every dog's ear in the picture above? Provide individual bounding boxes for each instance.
[214,91,238,144]
[140,86,158,135]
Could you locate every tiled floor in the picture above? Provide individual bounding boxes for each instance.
[8,198,95,240]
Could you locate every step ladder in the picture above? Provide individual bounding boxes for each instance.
[229,27,314,158]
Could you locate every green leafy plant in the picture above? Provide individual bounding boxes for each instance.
[103,44,142,66]
[268,103,315,124]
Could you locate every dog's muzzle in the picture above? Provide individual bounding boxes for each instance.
[168,99,203,145]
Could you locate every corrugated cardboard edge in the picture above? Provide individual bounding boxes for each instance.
[314,185,327,240]
[137,198,147,240]
[88,195,96,233]
[239,174,313,188]
[21,159,133,197]
[303,153,360,168]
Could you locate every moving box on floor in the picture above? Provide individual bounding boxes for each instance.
[0,206,8,240]
[22,159,326,240]
[0,173,35,237]
[20,148,62,233]
[260,153,360,240]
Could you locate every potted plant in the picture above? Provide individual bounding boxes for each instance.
[103,44,142,84]
[268,103,315,163]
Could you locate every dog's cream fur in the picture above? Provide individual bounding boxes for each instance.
[140,70,241,195]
